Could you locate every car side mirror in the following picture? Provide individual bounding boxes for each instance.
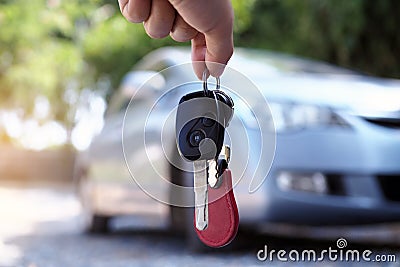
[120,71,166,99]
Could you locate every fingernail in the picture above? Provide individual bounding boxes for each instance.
[192,61,206,80]
[206,62,226,78]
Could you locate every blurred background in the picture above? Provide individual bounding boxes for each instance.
[1,0,399,152]
[0,0,400,266]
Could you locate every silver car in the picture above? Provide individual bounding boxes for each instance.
[75,47,400,248]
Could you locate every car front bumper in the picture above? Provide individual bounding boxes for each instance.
[237,115,400,226]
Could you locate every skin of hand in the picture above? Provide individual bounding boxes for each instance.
[118,0,234,79]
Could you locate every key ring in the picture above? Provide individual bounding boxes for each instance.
[203,69,220,96]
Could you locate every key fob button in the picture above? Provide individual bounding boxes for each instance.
[189,130,205,147]
[202,112,216,127]
[202,117,215,127]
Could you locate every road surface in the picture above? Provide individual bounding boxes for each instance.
[0,182,399,267]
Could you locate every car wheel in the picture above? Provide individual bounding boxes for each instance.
[88,215,110,234]
[76,170,111,234]
[184,207,215,252]
[169,154,243,252]
[169,160,212,252]
[170,204,210,252]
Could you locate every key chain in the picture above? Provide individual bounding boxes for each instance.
[175,70,239,247]
[195,149,239,248]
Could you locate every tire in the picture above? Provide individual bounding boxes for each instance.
[170,204,210,252]
[88,215,110,234]
[184,207,214,252]
[169,153,243,252]
[169,160,211,252]
[75,170,111,235]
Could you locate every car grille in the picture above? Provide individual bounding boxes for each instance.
[378,175,400,202]
[363,118,400,129]
[326,174,346,196]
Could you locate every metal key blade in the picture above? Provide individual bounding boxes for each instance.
[193,160,208,230]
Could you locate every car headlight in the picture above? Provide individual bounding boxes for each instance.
[268,102,350,133]
[276,171,329,195]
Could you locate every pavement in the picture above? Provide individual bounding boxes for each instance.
[0,181,400,267]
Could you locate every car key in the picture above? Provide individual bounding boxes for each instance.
[176,70,234,231]
[193,160,208,230]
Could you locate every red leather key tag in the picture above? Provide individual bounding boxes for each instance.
[194,169,239,248]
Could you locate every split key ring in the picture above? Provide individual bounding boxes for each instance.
[202,69,220,96]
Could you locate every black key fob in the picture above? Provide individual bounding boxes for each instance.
[176,90,234,161]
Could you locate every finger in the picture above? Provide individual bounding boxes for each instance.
[204,28,233,77]
[170,14,198,42]
[202,1,234,77]
[168,0,234,77]
[118,0,151,23]
[144,0,176,39]
[191,33,207,80]
[192,29,233,78]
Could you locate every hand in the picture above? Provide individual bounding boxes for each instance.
[118,0,234,79]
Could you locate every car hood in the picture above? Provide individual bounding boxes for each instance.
[146,47,400,118]
[253,73,400,118]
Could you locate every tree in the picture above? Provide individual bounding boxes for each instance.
[1,0,399,148]
[235,0,400,78]
[0,0,84,122]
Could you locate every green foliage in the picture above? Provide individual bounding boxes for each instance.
[0,0,84,118]
[0,0,182,135]
[0,0,399,133]
[82,8,178,96]
[235,0,400,78]
[232,0,256,33]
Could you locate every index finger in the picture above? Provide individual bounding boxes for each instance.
[168,0,234,77]
[203,23,234,77]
